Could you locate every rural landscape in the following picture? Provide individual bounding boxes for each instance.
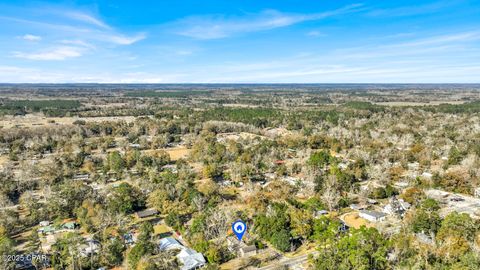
[1,84,480,269]
[2,0,480,269]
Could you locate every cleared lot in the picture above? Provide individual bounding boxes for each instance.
[426,189,480,219]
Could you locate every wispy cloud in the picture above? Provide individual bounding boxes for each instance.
[13,46,84,60]
[390,31,480,47]
[1,8,146,46]
[60,39,95,49]
[329,31,480,60]
[22,34,41,41]
[102,33,146,45]
[175,4,364,39]
[3,5,146,61]
[64,11,111,29]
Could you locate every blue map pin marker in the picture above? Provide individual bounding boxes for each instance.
[232,220,247,241]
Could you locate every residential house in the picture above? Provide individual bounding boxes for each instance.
[62,222,79,230]
[177,248,207,270]
[350,204,367,211]
[159,237,183,251]
[226,236,257,258]
[123,232,137,245]
[359,210,387,222]
[72,174,90,181]
[367,199,378,205]
[383,197,411,217]
[239,245,257,257]
[162,164,178,173]
[38,225,56,235]
[39,221,50,227]
[158,237,206,270]
[79,239,101,257]
[129,143,141,149]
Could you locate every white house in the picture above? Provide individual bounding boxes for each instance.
[177,248,207,270]
[359,210,387,222]
[39,221,50,227]
[79,239,101,257]
[158,237,183,251]
[383,197,411,216]
[158,237,206,270]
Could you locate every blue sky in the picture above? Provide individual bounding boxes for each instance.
[0,0,479,83]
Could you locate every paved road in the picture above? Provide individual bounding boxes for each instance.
[258,251,318,270]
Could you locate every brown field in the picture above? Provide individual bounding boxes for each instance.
[162,146,191,161]
[341,211,373,229]
[0,114,137,129]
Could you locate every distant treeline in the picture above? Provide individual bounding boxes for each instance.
[199,107,283,128]
[423,101,480,113]
[196,107,359,128]
[125,90,212,98]
[0,99,81,117]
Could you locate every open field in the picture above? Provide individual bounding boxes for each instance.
[341,211,373,229]
[0,114,137,129]
[162,146,191,161]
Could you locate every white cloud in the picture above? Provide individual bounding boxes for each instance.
[60,39,95,49]
[391,31,480,47]
[65,11,111,29]
[102,33,146,45]
[22,34,41,41]
[13,46,84,60]
[175,4,364,39]
[2,9,145,46]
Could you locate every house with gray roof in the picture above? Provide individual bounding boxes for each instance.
[359,210,387,222]
[158,237,206,270]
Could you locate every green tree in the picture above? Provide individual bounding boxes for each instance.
[51,233,84,270]
[312,216,342,243]
[270,229,291,252]
[314,227,390,270]
[308,150,333,169]
[127,242,152,270]
[101,237,125,267]
[437,212,478,242]
[0,233,15,270]
[107,151,125,173]
[107,183,145,214]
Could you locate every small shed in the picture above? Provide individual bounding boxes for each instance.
[136,209,159,219]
